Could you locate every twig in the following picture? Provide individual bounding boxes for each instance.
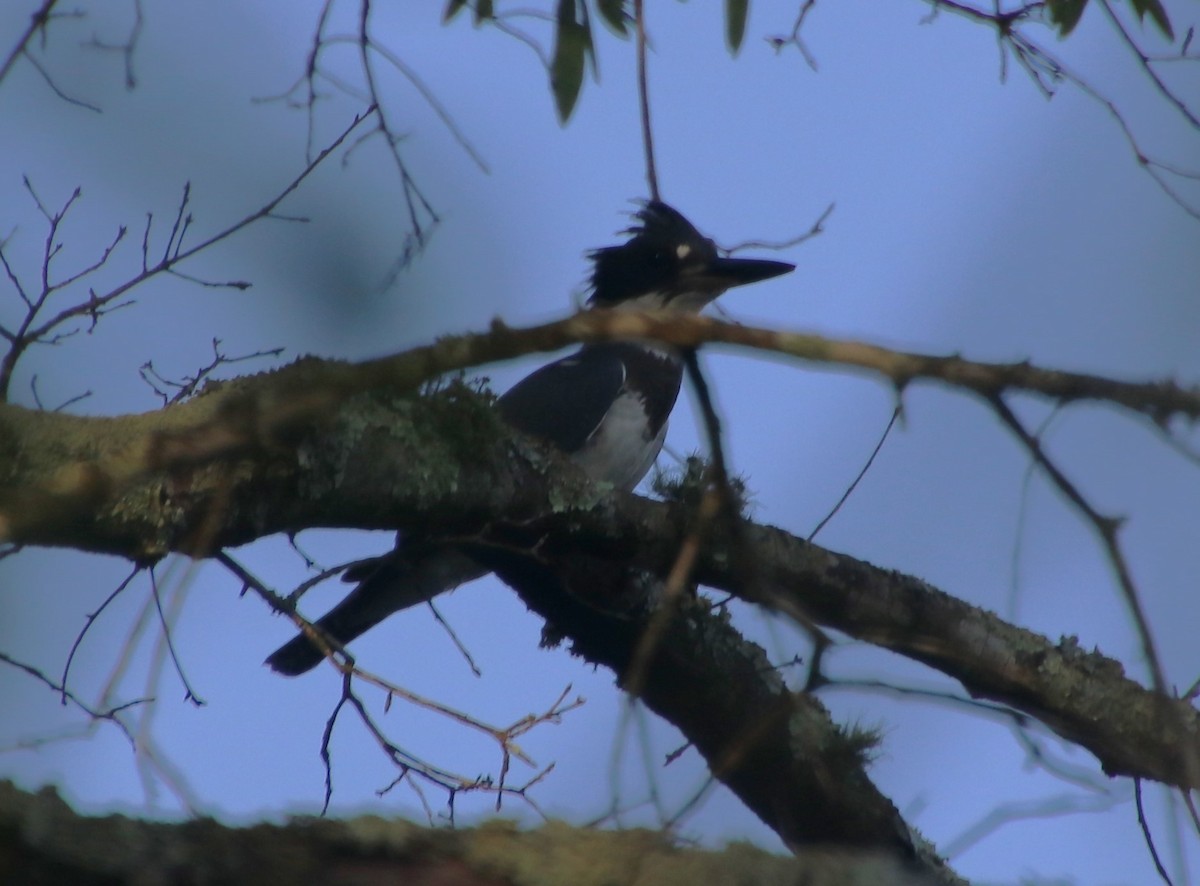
[0,0,62,86]
[82,0,143,89]
[220,549,580,810]
[727,202,835,253]
[426,599,482,676]
[61,564,142,699]
[1135,778,1175,885]
[808,404,899,542]
[0,108,374,399]
[0,650,146,748]
[20,41,101,112]
[989,395,1166,695]
[147,566,205,706]
[1098,0,1198,130]
[922,0,1200,219]
[767,0,821,69]
[633,0,659,201]
[941,787,1125,858]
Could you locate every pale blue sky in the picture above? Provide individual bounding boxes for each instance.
[2,2,1198,883]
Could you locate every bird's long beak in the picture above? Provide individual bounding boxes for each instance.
[700,256,795,289]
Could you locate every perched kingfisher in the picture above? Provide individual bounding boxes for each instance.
[267,201,794,675]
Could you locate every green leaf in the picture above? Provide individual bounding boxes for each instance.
[597,0,630,36]
[581,0,598,79]
[443,0,492,25]
[1131,0,1174,40]
[552,0,588,123]
[726,0,749,54]
[1046,0,1089,36]
[442,0,470,23]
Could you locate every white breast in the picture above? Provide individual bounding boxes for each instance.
[571,390,667,492]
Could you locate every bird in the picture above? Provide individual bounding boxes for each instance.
[266,201,794,675]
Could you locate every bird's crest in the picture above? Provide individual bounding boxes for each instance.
[587,201,716,306]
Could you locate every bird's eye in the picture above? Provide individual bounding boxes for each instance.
[675,243,692,260]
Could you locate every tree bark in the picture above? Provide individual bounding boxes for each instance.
[0,780,944,886]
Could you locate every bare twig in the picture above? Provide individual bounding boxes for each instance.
[989,395,1166,695]
[1006,407,1061,619]
[942,787,1126,858]
[82,0,143,90]
[426,599,482,677]
[139,339,285,406]
[61,564,142,699]
[0,649,146,748]
[28,374,91,412]
[830,675,1115,793]
[1135,778,1175,885]
[0,108,373,399]
[727,202,835,253]
[921,0,1200,220]
[808,404,899,542]
[0,0,62,86]
[1099,0,1198,129]
[767,0,822,69]
[20,44,100,112]
[634,0,659,201]
[219,548,579,813]
[147,566,205,706]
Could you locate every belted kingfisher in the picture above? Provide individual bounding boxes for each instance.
[266,201,794,675]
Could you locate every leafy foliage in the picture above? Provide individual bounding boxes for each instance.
[1047,0,1174,39]
[726,0,749,53]
[596,0,630,36]
[451,0,1183,126]
[443,0,495,26]
[551,0,597,123]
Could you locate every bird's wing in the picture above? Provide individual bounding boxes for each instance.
[497,347,626,453]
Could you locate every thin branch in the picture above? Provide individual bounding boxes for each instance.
[0,0,61,86]
[61,564,142,699]
[633,0,659,201]
[146,566,205,707]
[0,650,145,748]
[921,0,1200,220]
[426,599,482,677]
[727,202,835,253]
[829,675,1114,793]
[808,404,899,542]
[0,107,374,399]
[20,45,101,112]
[1135,778,1175,886]
[767,0,821,69]
[139,339,284,406]
[1006,406,1061,620]
[989,395,1166,695]
[941,788,1125,858]
[220,549,577,809]
[81,0,143,90]
[353,5,440,274]
[1098,0,1199,130]
[354,36,489,173]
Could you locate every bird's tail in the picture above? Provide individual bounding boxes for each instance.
[264,547,486,676]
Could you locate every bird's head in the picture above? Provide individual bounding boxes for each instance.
[587,201,794,313]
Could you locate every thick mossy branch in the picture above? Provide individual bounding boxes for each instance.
[469,539,942,869]
[0,781,944,886]
[1,313,1197,809]
[4,310,1196,555]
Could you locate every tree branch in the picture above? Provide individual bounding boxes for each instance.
[0,779,944,886]
[0,316,1195,802]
